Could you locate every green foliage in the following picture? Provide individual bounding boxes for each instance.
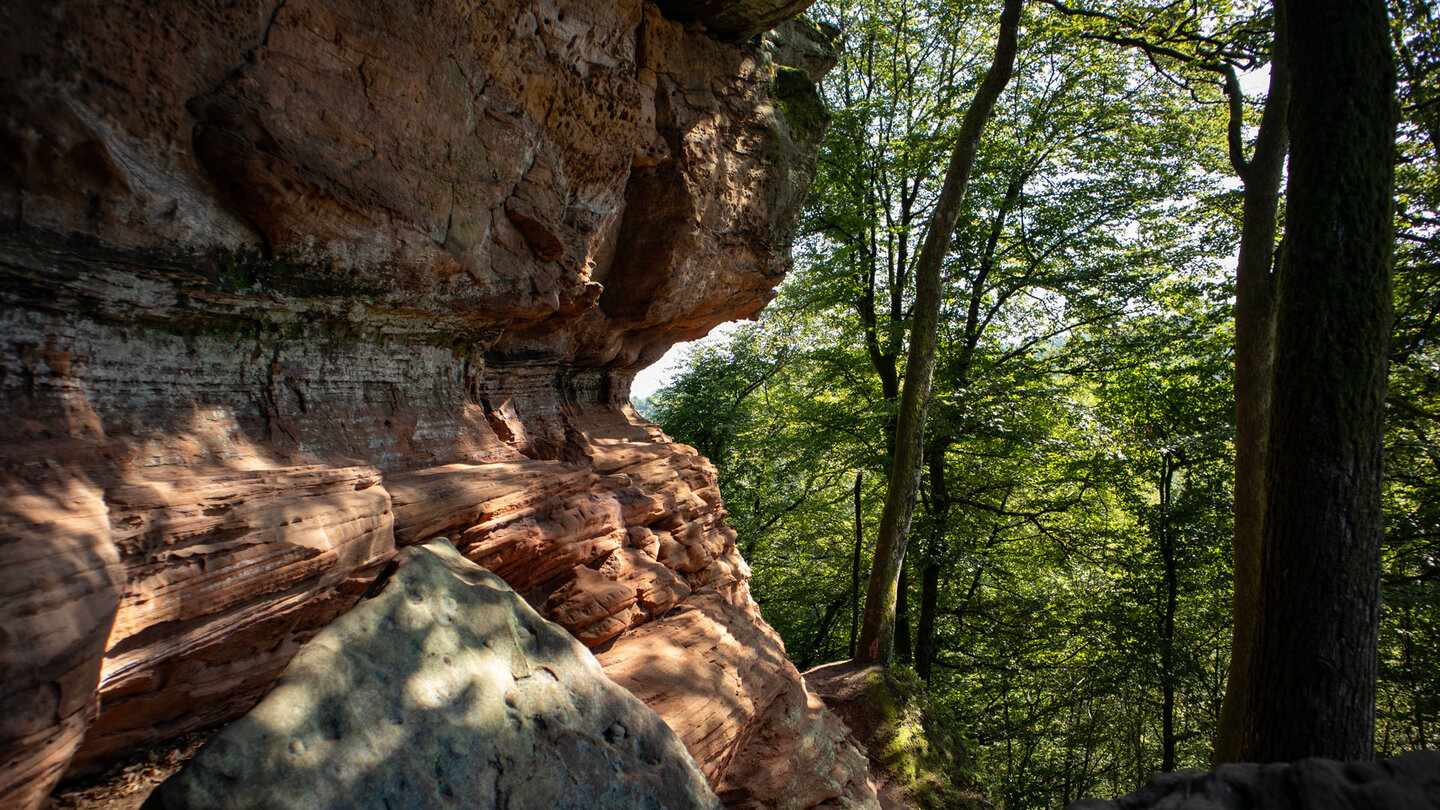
[651,0,1439,804]
[1378,0,1440,754]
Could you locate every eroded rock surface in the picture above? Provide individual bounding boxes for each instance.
[1066,749,1440,810]
[0,0,869,807]
[156,539,720,810]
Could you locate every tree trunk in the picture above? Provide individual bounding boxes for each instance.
[801,593,850,671]
[1159,456,1178,773]
[850,470,863,659]
[916,439,952,680]
[856,0,1023,665]
[916,561,941,679]
[1213,5,1290,765]
[896,563,912,664]
[1239,0,1395,762]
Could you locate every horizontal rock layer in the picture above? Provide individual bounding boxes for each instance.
[0,0,869,808]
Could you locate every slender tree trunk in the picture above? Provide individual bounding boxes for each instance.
[850,471,863,659]
[1213,5,1290,765]
[1159,456,1178,772]
[916,561,941,679]
[1239,0,1395,762]
[802,593,850,671]
[856,0,1023,665]
[916,440,952,680]
[896,564,913,663]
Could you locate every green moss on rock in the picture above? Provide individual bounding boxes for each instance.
[770,65,829,142]
[212,248,387,299]
[806,662,993,810]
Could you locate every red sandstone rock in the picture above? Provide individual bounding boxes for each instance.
[0,470,123,810]
[0,0,863,807]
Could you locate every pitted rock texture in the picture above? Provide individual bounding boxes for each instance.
[1065,749,1440,810]
[0,0,868,808]
[0,0,827,370]
[155,539,721,810]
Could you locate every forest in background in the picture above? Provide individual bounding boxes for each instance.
[635,0,1440,805]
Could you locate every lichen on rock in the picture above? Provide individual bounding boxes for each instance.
[154,538,721,810]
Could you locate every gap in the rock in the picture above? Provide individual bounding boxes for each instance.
[631,321,743,401]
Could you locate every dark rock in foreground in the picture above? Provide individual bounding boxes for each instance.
[1067,749,1440,810]
[153,539,720,810]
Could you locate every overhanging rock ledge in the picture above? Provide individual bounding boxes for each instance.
[0,0,874,807]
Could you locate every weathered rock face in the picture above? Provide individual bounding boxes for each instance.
[0,0,874,808]
[157,539,721,810]
[1065,749,1440,810]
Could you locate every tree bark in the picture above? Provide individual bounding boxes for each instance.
[916,439,952,680]
[916,561,941,679]
[1239,0,1395,762]
[896,563,913,664]
[856,0,1024,665]
[1213,4,1290,765]
[1159,455,1178,772]
[850,470,863,659]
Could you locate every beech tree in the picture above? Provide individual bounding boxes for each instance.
[651,0,1435,800]
[856,0,1024,665]
[1240,0,1397,762]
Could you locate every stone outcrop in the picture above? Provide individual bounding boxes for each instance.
[156,538,721,810]
[0,0,874,807]
[1065,749,1440,810]
[805,661,993,810]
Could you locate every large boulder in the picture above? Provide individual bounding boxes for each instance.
[1066,749,1440,810]
[155,538,721,810]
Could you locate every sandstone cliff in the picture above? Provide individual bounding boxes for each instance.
[0,0,873,807]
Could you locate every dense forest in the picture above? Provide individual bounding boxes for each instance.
[638,0,1439,805]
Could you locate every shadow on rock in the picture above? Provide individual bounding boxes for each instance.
[149,538,720,810]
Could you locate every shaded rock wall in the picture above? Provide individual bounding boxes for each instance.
[0,0,877,807]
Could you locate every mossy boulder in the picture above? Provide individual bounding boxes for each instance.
[770,65,830,142]
[804,661,993,810]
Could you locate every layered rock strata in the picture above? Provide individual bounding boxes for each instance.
[0,0,876,808]
[157,539,721,810]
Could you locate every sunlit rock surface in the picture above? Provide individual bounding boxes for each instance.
[0,0,872,807]
[156,539,720,810]
[1066,749,1440,810]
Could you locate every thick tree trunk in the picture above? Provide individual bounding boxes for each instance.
[856,0,1023,665]
[1213,8,1290,764]
[1239,0,1395,762]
